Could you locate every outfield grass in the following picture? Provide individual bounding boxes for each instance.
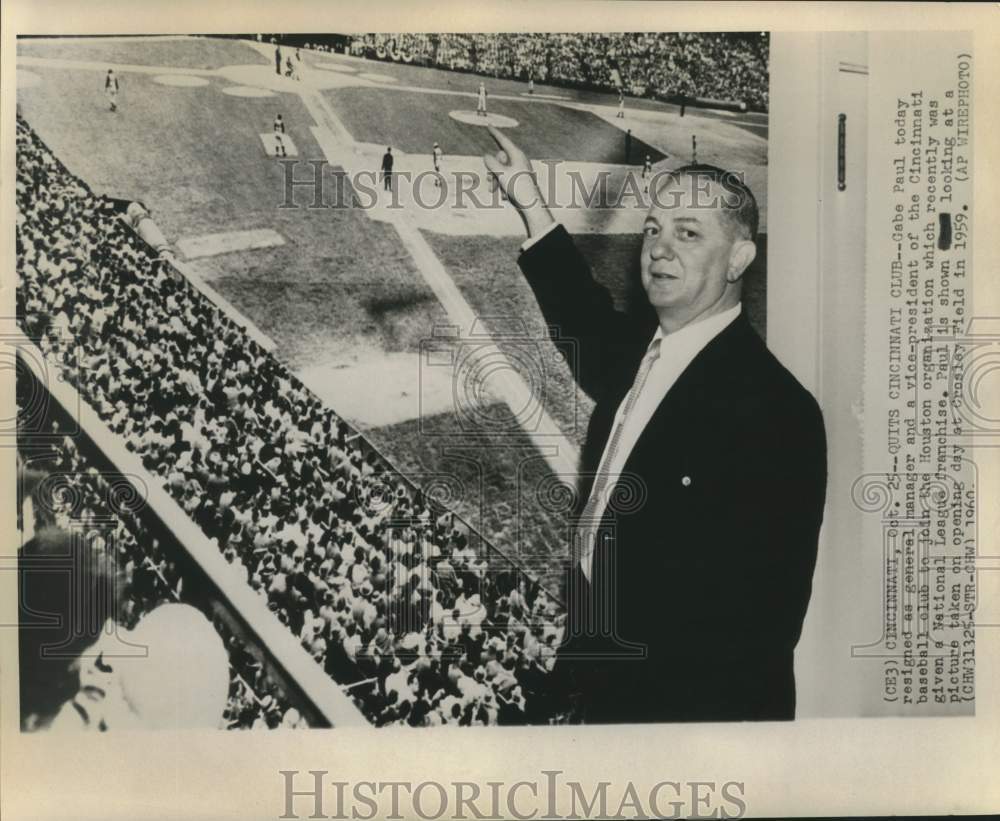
[17,36,267,70]
[323,86,667,164]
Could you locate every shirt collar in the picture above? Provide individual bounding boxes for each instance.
[650,302,742,351]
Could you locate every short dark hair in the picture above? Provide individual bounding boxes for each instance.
[664,163,759,241]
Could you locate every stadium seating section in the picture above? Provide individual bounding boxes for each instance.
[333,33,770,111]
[16,115,566,728]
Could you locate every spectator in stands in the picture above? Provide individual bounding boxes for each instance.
[360,32,769,111]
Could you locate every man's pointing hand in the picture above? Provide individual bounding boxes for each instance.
[482,125,554,238]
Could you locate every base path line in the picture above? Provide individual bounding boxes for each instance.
[301,88,354,144]
[300,89,581,478]
[394,217,581,476]
[177,228,285,260]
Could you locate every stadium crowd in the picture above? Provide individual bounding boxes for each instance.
[17,408,308,731]
[16,115,566,727]
[343,32,769,110]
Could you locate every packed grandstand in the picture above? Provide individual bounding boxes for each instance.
[16,114,567,729]
[286,32,770,111]
[18,427,306,730]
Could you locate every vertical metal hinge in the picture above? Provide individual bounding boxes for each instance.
[837,114,847,191]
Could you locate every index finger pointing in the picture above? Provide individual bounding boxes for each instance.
[486,124,518,157]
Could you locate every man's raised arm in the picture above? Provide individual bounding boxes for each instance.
[482,126,633,399]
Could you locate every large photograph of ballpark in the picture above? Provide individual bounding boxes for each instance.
[16,32,786,730]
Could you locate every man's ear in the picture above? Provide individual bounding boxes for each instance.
[726,239,757,283]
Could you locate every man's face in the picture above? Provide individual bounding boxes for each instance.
[640,174,749,325]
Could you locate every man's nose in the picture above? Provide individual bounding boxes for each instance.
[650,234,676,260]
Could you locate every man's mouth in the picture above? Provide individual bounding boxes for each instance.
[649,271,678,281]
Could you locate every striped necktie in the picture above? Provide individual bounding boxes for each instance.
[576,337,662,582]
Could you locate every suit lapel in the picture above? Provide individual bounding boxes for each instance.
[620,312,757,475]
[577,313,760,511]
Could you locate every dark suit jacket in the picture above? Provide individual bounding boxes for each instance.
[519,225,827,723]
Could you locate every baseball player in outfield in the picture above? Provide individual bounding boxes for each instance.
[641,154,653,194]
[476,81,488,117]
[105,69,120,112]
[432,142,443,186]
[273,114,288,158]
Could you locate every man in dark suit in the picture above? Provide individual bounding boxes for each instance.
[483,127,827,723]
[381,147,394,192]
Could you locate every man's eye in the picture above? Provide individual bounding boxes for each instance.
[642,225,659,237]
[678,229,699,240]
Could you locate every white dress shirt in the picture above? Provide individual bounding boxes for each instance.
[586,302,743,523]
